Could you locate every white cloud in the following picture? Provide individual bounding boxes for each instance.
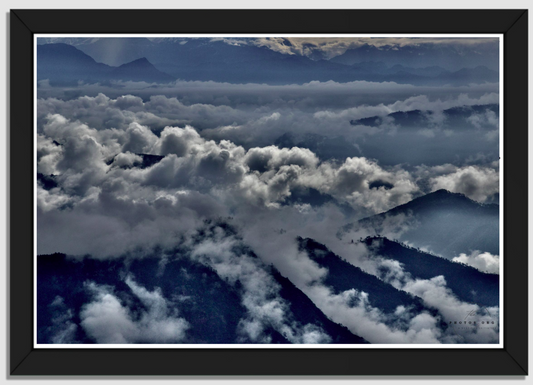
[402,276,499,343]
[80,278,189,344]
[188,226,331,344]
[429,165,499,203]
[122,122,158,154]
[467,109,499,129]
[300,239,500,344]
[236,37,498,60]
[112,152,143,168]
[299,285,441,344]
[452,250,500,274]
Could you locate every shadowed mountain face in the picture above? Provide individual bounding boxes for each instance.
[37,44,175,85]
[38,242,367,345]
[298,237,431,317]
[362,237,499,307]
[37,253,245,344]
[271,270,367,344]
[342,189,499,259]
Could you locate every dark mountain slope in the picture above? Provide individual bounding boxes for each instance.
[362,237,499,307]
[298,237,431,317]
[37,252,246,344]
[272,270,368,344]
[37,247,367,344]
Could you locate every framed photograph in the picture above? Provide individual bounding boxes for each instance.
[10,9,527,376]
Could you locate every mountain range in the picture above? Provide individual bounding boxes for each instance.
[330,42,499,71]
[37,41,499,86]
[38,38,499,71]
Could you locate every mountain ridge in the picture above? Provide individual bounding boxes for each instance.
[38,43,175,85]
[341,189,499,260]
[38,41,499,86]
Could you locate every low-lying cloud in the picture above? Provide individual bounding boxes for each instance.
[80,277,189,343]
[452,251,500,274]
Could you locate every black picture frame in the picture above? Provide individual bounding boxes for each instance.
[9,9,528,376]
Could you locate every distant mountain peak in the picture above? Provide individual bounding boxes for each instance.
[410,189,495,207]
[38,43,101,64]
[374,189,496,218]
[109,56,175,83]
[119,57,152,67]
[38,44,175,84]
[420,188,466,200]
[347,188,499,260]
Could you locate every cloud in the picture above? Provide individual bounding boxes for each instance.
[155,125,203,156]
[330,240,500,343]
[37,185,73,212]
[80,277,189,343]
[37,110,500,264]
[244,146,319,172]
[37,134,63,175]
[122,122,158,153]
[388,93,499,114]
[336,237,500,343]
[467,109,499,129]
[235,207,447,344]
[112,152,143,168]
[284,235,500,344]
[298,284,441,344]
[402,276,499,343]
[37,83,498,131]
[187,225,331,344]
[37,86,500,170]
[429,165,499,203]
[40,36,498,67]
[37,189,223,257]
[227,37,498,61]
[452,251,500,274]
